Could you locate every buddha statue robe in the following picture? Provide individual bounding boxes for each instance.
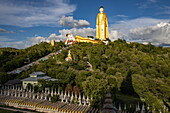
[96,11,109,40]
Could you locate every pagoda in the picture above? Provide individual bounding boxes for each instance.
[102,90,118,113]
[65,50,73,61]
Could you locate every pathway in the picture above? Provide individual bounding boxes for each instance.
[8,47,69,74]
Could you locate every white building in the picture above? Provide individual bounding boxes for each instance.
[21,71,56,89]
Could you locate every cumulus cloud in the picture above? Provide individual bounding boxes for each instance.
[0,28,15,33]
[1,17,170,48]
[128,22,170,45]
[26,27,122,46]
[59,27,95,37]
[111,18,170,32]
[0,0,76,27]
[57,27,124,41]
[58,16,90,28]
[110,18,170,45]
[109,30,124,41]
[27,33,66,47]
[29,36,47,45]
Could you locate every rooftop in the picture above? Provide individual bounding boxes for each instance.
[5,79,21,85]
[29,71,45,77]
[21,71,57,82]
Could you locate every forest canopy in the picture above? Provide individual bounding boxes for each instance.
[0,40,170,112]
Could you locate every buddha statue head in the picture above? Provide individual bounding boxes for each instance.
[99,6,104,13]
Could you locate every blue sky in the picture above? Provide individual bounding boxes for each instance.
[0,0,170,48]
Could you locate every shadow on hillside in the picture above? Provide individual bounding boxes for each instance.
[113,70,144,112]
[120,71,139,97]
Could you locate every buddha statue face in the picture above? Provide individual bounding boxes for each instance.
[99,7,104,13]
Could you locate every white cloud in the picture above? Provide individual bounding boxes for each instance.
[58,16,90,28]
[44,33,63,41]
[109,30,124,41]
[127,22,170,45]
[29,36,47,45]
[110,17,170,45]
[49,33,57,39]
[56,27,124,42]
[1,17,170,48]
[0,0,76,27]
[111,17,170,33]
[35,27,124,42]
[59,27,95,37]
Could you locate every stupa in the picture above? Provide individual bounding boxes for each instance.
[65,50,73,61]
[102,90,118,113]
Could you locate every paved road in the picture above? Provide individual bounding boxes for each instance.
[8,47,69,74]
[0,106,37,113]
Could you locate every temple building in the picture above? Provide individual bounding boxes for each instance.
[64,34,77,45]
[5,79,22,87]
[96,6,109,41]
[65,50,73,61]
[21,71,56,89]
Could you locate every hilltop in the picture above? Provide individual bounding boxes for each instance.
[0,40,170,112]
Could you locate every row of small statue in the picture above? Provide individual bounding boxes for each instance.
[0,85,91,106]
[0,85,169,113]
[115,103,169,113]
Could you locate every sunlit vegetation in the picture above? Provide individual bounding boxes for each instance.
[0,40,170,112]
[0,42,65,72]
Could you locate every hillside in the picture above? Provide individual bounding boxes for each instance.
[0,40,170,112]
[0,42,65,72]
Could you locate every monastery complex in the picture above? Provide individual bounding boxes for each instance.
[0,6,163,113]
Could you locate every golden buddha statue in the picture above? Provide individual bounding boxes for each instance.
[96,6,109,40]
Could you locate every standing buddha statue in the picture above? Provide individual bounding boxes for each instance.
[96,6,109,41]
